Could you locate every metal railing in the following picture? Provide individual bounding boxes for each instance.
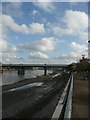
[51,73,73,120]
[64,73,73,119]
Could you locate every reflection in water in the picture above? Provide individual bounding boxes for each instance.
[0,70,52,86]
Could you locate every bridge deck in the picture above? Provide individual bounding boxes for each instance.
[1,64,68,68]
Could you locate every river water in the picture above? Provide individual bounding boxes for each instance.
[0,70,52,86]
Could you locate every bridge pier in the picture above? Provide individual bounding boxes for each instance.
[2,69,3,74]
[44,66,47,76]
[0,67,3,74]
[18,67,25,75]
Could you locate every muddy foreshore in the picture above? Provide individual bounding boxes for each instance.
[2,72,70,119]
[2,75,52,91]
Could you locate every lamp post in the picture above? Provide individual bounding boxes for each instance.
[88,41,90,60]
[82,54,85,60]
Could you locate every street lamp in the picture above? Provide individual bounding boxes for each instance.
[82,54,85,60]
[88,41,90,59]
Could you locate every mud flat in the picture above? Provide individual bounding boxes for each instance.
[2,73,70,119]
[2,75,52,92]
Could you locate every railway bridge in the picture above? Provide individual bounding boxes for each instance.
[1,64,68,75]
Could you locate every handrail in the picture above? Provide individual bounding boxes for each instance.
[51,74,72,119]
[64,73,73,119]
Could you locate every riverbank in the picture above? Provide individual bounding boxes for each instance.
[1,69,52,87]
[2,72,70,118]
[2,75,52,91]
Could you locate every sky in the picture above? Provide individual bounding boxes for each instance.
[0,1,89,64]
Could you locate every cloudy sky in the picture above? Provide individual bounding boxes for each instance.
[0,1,89,64]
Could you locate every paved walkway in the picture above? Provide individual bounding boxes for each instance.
[72,72,88,119]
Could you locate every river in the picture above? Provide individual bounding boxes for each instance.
[0,70,52,86]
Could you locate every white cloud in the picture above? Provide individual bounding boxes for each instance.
[0,39,19,53]
[70,42,88,60]
[0,39,8,52]
[64,10,88,40]
[1,14,45,34]
[79,31,88,41]
[64,10,88,31]
[53,54,78,64]
[33,1,55,13]
[1,53,19,64]
[70,42,87,53]
[17,37,55,51]
[30,52,49,60]
[29,23,45,34]
[50,10,88,41]
[51,26,74,37]
[52,42,88,64]
[0,25,8,39]
[0,39,22,63]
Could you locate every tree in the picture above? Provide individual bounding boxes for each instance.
[68,63,77,72]
[78,58,88,72]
